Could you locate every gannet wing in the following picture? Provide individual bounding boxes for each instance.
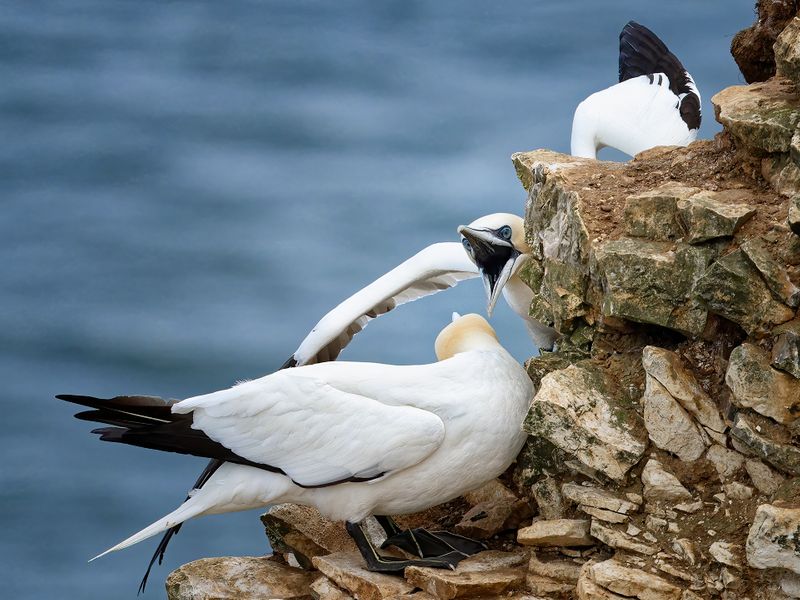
[289,242,479,366]
[618,21,700,131]
[175,372,446,487]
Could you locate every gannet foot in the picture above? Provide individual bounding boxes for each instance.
[346,521,467,573]
[381,527,487,558]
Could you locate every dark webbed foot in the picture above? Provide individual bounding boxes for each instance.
[346,521,470,573]
[380,526,488,558]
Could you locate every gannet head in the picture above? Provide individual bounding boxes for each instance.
[457,214,530,317]
[435,313,500,360]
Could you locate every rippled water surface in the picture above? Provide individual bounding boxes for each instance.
[1,1,754,597]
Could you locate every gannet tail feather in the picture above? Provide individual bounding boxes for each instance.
[91,495,212,562]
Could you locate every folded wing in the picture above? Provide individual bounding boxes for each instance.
[175,373,446,487]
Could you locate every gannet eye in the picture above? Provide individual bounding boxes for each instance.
[499,226,512,240]
[461,238,472,252]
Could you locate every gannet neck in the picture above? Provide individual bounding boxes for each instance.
[434,313,500,361]
[570,101,599,159]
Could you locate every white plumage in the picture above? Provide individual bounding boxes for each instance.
[83,314,532,560]
[571,21,701,159]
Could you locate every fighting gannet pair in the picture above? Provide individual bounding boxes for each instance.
[58,19,702,591]
[59,213,543,589]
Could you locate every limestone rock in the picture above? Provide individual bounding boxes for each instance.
[310,577,354,600]
[455,497,531,539]
[404,551,527,600]
[530,477,564,520]
[643,373,707,461]
[676,190,756,244]
[642,459,692,502]
[742,238,800,307]
[517,519,594,547]
[576,559,681,600]
[776,18,800,87]
[724,482,755,500]
[731,415,800,475]
[726,343,800,424]
[166,556,314,600]
[790,195,800,235]
[773,319,800,378]
[746,503,800,574]
[561,482,640,514]
[746,459,786,495]
[695,249,795,335]
[312,553,415,600]
[624,183,697,240]
[781,572,800,599]
[524,363,647,482]
[457,480,532,539]
[594,239,710,336]
[590,521,658,555]
[641,346,726,440]
[706,444,745,482]
[709,541,744,569]
[763,153,800,196]
[262,505,357,568]
[712,78,800,156]
[527,553,581,595]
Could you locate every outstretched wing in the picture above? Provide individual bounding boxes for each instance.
[618,21,700,131]
[175,372,446,487]
[289,242,479,366]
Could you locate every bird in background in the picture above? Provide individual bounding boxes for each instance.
[58,313,533,581]
[60,212,551,591]
[570,21,701,159]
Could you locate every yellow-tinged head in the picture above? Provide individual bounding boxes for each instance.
[435,312,500,361]
[457,213,530,317]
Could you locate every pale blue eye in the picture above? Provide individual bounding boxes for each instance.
[499,226,512,239]
[461,238,472,251]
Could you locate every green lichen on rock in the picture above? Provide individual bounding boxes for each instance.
[775,17,800,88]
[712,78,800,155]
[695,249,795,335]
[741,238,800,308]
[731,415,800,476]
[677,189,756,244]
[593,238,712,336]
[523,361,647,482]
[773,319,800,378]
[624,183,698,241]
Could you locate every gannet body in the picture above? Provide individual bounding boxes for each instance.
[571,21,701,159]
[59,314,532,573]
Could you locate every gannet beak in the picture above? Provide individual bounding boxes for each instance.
[457,226,520,318]
[451,311,462,322]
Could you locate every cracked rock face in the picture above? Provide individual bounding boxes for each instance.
[747,503,800,575]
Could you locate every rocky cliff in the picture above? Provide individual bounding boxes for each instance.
[166,12,800,600]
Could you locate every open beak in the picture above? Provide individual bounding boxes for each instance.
[457,226,520,317]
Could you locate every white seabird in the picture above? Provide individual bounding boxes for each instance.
[67,212,553,590]
[59,313,533,576]
[570,21,701,159]
[292,212,557,368]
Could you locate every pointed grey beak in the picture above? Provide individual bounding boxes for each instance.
[458,226,520,317]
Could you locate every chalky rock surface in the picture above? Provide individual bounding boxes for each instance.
[165,556,314,600]
[166,15,800,600]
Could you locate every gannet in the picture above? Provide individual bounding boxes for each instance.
[69,212,553,590]
[58,313,533,577]
[570,21,701,159]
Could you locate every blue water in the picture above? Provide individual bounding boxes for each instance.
[2,1,753,597]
